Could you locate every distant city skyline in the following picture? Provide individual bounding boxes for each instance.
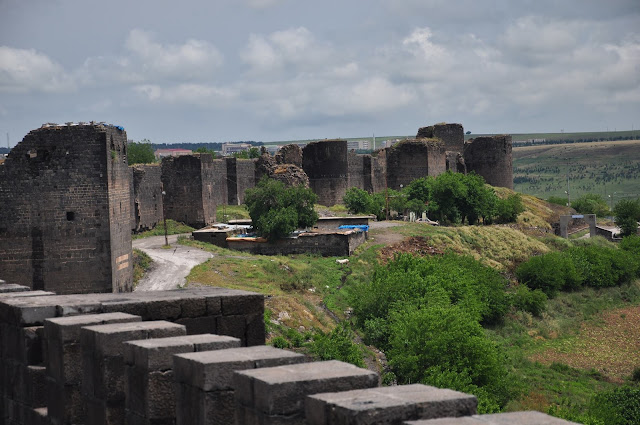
[1,0,638,147]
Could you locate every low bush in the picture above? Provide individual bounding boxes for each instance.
[510,285,547,316]
[588,386,640,425]
[308,323,365,368]
[516,242,640,297]
[515,251,580,297]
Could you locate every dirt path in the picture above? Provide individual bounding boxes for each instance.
[368,220,405,246]
[133,234,213,291]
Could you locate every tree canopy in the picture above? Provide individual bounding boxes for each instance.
[613,199,640,236]
[244,177,318,240]
[127,139,156,165]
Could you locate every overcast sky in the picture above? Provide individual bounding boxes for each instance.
[1,0,639,146]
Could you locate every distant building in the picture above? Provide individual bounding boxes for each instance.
[155,148,193,160]
[222,143,252,156]
[347,140,371,150]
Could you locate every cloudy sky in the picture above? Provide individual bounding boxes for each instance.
[1,0,638,146]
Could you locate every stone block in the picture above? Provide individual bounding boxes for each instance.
[221,293,264,316]
[234,360,378,417]
[175,316,217,335]
[246,312,266,346]
[174,346,305,391]
[216,314,247,344]
[124,334,240,371]
[45,313,141,384]
[0,284,30,294]
[403,411,581,424]
[46,378,84,425]
[306,384,477,425]
[80,321,186,410]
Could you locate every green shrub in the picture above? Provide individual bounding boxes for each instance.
[308,323,365,368]
[387,303,511,410]
[588,386,640,425]
[495,194,525,223]
[620,235,640,257]
[613,199,640,237]
[571,193,610,217]
[516,251,581,297]
[511,285,547,316]
[352,253,509,335]
[270,336,291,349]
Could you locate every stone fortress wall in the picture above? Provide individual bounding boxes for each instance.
[0,283,578,425]
[0,122,514,294]
[0,124,133,295]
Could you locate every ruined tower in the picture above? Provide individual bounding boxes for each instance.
[302,140,349,206]
[463,135,514,189]
[0,123,133,293]
[160,154,219,228]
[385,139,446,190]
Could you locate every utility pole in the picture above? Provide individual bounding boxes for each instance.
[161,184,168,247]
[565,158,571,207]
[6,132,9,150]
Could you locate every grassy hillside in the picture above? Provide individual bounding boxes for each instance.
[513,140,640,201]
[178,193,640,423]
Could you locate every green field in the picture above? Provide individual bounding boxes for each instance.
[513,140,640,202]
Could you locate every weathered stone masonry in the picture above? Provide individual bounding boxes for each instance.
[0,284,579,425]
[130,165,163,232]
[160,154,218,229]
[303,140,349,207]
[0,124,133,294]
[464,135,514,190]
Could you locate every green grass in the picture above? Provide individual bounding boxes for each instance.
[513,140,640,201]
[132,248,152,286]
[217,205,250,221]
[132,219,195,239]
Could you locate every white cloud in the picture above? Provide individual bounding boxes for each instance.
[243,0,288,9]
[0,46,74,93]
[240,27,331,72]
[134,83,236,106]
[124,29,224,80]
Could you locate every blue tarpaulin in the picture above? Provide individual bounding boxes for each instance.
[338,225,369,232]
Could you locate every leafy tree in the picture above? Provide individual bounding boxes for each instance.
[495,194,524,223]
[244,177,318,240]
[233,147,260,159]
[613,199,640,237]
[588,386,640,425]
[571,193,610,217]
[127,139,155,165]
[343,188,375,215]
[194,146,218,157]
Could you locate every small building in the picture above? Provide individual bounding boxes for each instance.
[222,143,253,156]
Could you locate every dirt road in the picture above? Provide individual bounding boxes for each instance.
[133,234,213,291]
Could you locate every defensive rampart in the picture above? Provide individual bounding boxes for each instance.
[130,164,163,232]
[385,139,446,190]
[0,283,579,425]
[0,124,132,294]
[464,135,514,189]
[302,140,348,206]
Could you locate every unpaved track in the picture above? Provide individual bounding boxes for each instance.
[133,234,213,291]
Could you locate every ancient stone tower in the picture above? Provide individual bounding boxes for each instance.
[0,123,133,294]
[302,140,349,206]
[160,153,219,228]
[385,139,446,190]
[464,135,514,189]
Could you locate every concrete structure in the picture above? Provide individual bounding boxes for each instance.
[303,140,349,206]
[0,284,579,425]
[160,154,218,229]
[130,164,163,232]
[0,124,133,294]
[226,229,367,257]
[464,135,514,190]
[221,143,252,156]
[558,214,597,239]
